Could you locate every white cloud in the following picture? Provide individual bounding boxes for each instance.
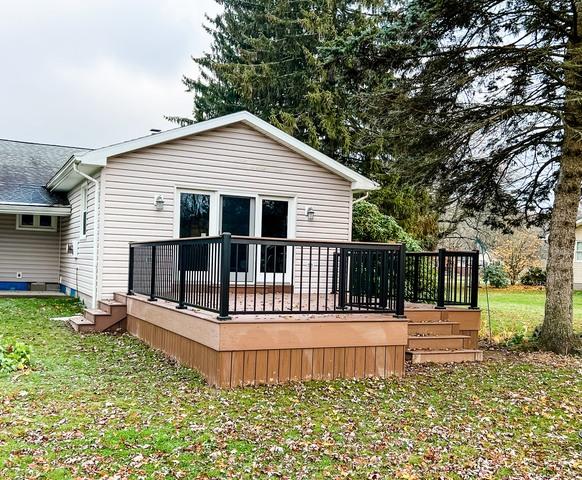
[0,0,221,147]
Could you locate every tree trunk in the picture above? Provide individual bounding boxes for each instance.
[540,8,582,354]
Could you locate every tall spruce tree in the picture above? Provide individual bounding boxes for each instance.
[323,0,582,353]
[171,0,439,246]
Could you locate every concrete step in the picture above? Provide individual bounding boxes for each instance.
[68,315,96,333]
[408,334,469,351]
[408,322,459,336]
[406,349,483,364]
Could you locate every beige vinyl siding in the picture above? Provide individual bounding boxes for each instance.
[99,123,352,298]
[574,225,582,290]
[0,214,59,283]
[59,174,99,303]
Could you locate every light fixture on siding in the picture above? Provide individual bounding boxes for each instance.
[154,194,165,211]
[305,206,315,221]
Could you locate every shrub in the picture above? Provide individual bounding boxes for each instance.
[352,201,422,251]
[0,341,32,373]
[520,267,546,286]
[483,262,510,288]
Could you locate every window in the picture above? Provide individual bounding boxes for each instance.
[80,184,88,238]
[576,241,582,262]
[16,214,57,232]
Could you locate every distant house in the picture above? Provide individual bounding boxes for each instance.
[575,217,582,290]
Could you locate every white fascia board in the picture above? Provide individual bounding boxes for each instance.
[576,218,582,227]
[75,111,379,191]
[0,204,71,216]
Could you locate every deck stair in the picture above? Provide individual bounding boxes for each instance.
[406,315,483,364]
[69,298,127,333]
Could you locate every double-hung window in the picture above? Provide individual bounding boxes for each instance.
[576,241,582,262]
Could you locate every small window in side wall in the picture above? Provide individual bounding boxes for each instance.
[576,241,582,262]
[16,214,57,232]
[80,184,88,238]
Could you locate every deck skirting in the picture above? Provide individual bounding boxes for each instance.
[125,294,408,387]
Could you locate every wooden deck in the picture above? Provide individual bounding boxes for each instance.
[121,293,409,387]
[107,292,482,387]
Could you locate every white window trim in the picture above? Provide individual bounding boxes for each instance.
[80,183,88,240]
[15,214,58,232]
[575,241,582,262]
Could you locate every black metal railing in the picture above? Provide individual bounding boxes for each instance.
[128,233,406,319]
[405,248,479,309]
[128,236,479,319]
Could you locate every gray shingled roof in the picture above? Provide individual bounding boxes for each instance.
[0,139,91,206]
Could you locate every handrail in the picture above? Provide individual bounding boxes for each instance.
[127,235,479,319]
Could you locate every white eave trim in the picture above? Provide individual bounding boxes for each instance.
[576,218,582,227]
[69,111,379,191]
[0,203,71,216]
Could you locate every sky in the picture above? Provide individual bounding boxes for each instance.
[0,0,222,148]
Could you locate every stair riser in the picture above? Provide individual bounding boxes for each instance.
[408,337,465,350]
[113,293,128,305]
[408,324,456,336]
[407,351,483,364]
[69,320,95,333]
[98,302,126,316]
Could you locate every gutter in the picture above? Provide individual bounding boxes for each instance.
[73,162,99,309]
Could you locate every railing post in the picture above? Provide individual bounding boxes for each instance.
[331,252,338,294]
[218,233,232,320]
[127,244,134,295]
[470,249,480,309]
[149,245,157,302]
[395,244,406,318]
[338,248,348,309]
[176,243,187,309]
[436,248,446,309]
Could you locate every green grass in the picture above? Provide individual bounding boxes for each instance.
[1,298,581,478]
[480,287,582,342]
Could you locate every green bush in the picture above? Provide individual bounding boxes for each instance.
[483,262,510,288]
[0,340,32,373]
[520,267,546,286]
[352,200,422,251]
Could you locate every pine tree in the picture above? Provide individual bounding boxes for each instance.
[171,0,440,246]
[324,0,582,353]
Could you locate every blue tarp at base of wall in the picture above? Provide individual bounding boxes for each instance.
[0,282,30,291]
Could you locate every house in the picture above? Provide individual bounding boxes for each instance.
[0,111,482,386]
[575,217,582,290]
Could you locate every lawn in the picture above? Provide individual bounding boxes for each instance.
[480,287,582,342]
[1,298,581,479]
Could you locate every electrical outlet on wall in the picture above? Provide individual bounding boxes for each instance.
[16,272,22,279]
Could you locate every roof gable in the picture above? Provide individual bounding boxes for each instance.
[66,111,377,192]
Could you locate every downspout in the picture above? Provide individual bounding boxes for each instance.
[73,162,99,309]
[352,192,369,205]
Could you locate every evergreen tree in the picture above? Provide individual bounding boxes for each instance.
[171,0,439,246]
[323,0,582,353]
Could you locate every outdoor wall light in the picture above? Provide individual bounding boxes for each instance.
[154,194,165,211]
[305,206,315,221]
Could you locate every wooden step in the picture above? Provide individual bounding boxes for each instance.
[98,299,126,315]
[82,305,127,332]
[113,292,128,305]
[408,322,459,336]
[68,316,96,333]
[408,334,468,351]
[406,349,483,364]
